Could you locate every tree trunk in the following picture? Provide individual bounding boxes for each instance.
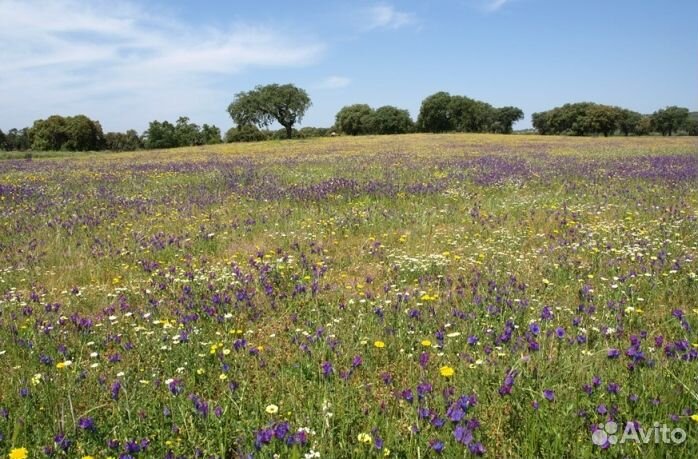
[284,124,293,139]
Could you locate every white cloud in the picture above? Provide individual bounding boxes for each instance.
[365,4,417,30]
[318,76,351,89]
[483,0,510,12]
[0,0,325,132]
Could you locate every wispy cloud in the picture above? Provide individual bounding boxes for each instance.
[365,4,417,30]
[482,0,510,12]
[318,76,351,89]
[0,0,325,131]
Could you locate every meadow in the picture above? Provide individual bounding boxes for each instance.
[0,133,697,458]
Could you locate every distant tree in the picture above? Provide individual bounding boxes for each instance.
[4,128,31,151]
[493,106,524,134]
[686,113,698,136]
[28,115,104,151]
[104,130,142,151]
[531,111,552,135]
[584,104,621,137]
[335,104,375,135]
[617,109,643,136]
[450,96,495,132]
[0,129,5,150]
[634,116,653,136]
[174,116,202,146]
[30,115,68,150]
[143,120,178,149]
[417,92,454,133]
[227,83,311,139]
[64,115,105,150]
[200,124,222,144]
[368,106,414,134]
[224,125,268,143]
[298,126,331,138]
[651,106,690,136]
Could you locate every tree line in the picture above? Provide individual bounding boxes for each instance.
[532,103,697,136]
[1,83,696,152]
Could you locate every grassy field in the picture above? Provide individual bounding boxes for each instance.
[1,133,697,458]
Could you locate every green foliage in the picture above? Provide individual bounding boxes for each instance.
[0,128,5,150]
[369,106,414,134]
[651,106,690,136]
[417,91,454,133]
[227,83,311,139]
[143,120,178,149]
[144,118,222,149]
[335,104,413,136]
[224,125,268,143]
[104,130,143,151]
[493,107,525,134]
[417,92,523,134]
[3,128,31,151]
[29,114,105,151]
[533,102,654,136]
[335,104,374,135]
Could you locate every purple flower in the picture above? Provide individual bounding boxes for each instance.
[607,348,620,359]
[446,404,465,422]
[352,355,363,368]
[321,361,333,377]
[453,425,473,445]
[429,439,445,453]
[111,380,121,401]
[469,442,486,456]
[607,383,620,394]
[78,416,95,431]
[555,327,565,338]
[543,390,555,402]
[529,322,540,336]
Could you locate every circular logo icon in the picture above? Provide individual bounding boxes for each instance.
[592,422,618,446]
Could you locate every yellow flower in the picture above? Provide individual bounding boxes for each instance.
[383,448,391,456]
[439,366,455,377]
[9,448,28,459]
[357,432,372,444]
[219,373,227,381]
[420,339,432,347]
[265,404,279,414]
[374,340,385,348]
[56,360,72,369]
[691,414,698,423]
[82,456,95,459]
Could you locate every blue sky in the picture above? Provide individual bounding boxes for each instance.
[1,0,696,133]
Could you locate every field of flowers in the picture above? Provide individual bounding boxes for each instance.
[0,133,697,458]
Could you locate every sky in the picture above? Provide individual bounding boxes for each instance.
[1,0,697,133]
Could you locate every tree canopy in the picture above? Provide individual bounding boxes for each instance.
[651,106,690,136]
[334,104,414,136]
[29,115,105,151]
[227,84,311,139]
[417,92,523,134]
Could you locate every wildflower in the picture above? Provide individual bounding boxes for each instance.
[56,360,72,369]
[321,361,333,377]
[439,366,455,377]
[374,340,385,348]
[691,414,698,423]
[357,432,372,444]
[265,404,279,414]
[421,339,432,347]
[82,456,95,459]
[78,416,95,431]
[429,439,445,453]
[543,389,555,401]
[8,448,28,459]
